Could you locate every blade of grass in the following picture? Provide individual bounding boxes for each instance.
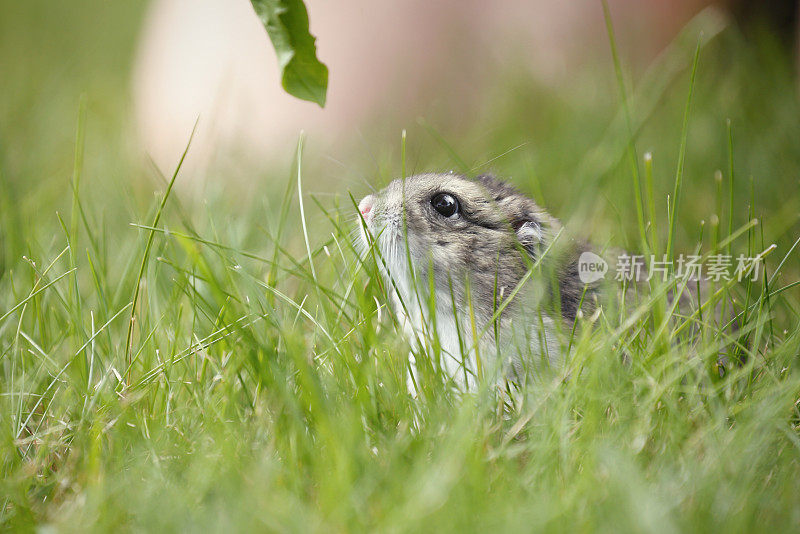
[666,33,703,263]
[602,0,647,253]
[124,121,197,381]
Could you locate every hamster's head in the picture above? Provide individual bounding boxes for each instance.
[357,173,558,315]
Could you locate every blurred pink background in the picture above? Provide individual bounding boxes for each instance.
[132,0,795,174]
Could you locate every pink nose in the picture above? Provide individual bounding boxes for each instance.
[358,195,375,219]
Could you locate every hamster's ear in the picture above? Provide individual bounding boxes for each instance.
[513,218,543,257]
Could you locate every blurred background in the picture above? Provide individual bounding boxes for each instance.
[1,0,798,258]
[131,0,799,172]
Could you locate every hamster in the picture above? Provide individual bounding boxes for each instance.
[357,173,597,388]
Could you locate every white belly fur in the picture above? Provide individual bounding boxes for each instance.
[392,286,562,392]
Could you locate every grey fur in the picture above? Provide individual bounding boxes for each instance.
[358,173,597,384]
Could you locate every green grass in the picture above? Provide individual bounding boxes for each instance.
[2,4,800,532]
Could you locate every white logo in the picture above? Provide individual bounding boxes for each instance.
[578,251,608,284]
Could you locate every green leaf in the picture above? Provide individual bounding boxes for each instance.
[250,0,328,107]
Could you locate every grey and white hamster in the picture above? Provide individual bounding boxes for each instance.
[357,173,597,388]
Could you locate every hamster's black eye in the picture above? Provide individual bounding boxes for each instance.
[431,193,460,218]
